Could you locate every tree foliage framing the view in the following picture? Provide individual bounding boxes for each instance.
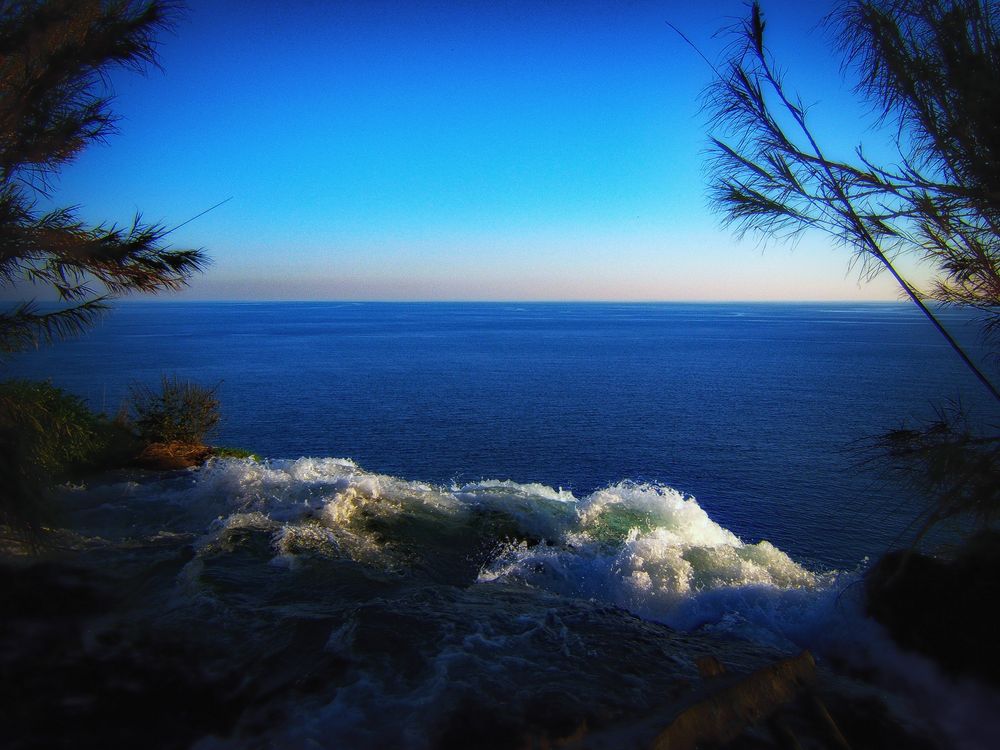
[0,0,206,355]
[1,0,206,544]
[704,0,1000,398]
[701,0,1000,544]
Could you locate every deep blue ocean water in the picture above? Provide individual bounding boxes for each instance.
[6,301,998,569]
[10,300,1000,749]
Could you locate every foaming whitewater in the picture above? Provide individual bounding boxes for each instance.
[62,457,835,638]
[81,457,836,647]
[478,481,826,643]
[48,456,1000,749]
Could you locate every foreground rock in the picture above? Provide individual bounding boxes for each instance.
[132,441,213,470]
[650,651,822,750]
[865,530,1000,688]
[0,554,940,750]
[0,560,243,750]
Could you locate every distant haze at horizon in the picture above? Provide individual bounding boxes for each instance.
[161,280,910,303]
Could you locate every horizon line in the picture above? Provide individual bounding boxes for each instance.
[111,297,911,305]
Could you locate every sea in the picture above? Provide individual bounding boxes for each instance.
[5,301,1000,748]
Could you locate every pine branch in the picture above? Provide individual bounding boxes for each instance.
[0,2,206,355]
[0,297,110,354]
[704,1,1000,400]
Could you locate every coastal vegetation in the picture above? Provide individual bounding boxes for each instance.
[0,0,206,355]
[127,375,224,471]
[0,378,131,538]
[0,374,226,543]
[703,0,1000,683]
[0,0,207,538]
[129,374,220,442]
[702,0,1000,544]
[209,446,261,460]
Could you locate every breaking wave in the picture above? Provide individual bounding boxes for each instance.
[70,456,839,648]
[50,455,1000,749]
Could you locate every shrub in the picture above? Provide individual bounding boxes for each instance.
[0,380,106,543]
[129,376,220,445]
[211,447,259,461]
[0,380,102,473]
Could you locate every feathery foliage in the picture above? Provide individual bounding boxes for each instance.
[0,378,128,545]
[128,374,219,445]
[702,1,1000,545]
[837,0,1000,333]
[878,406,1000,545]
[705,0,1000,399]
[1,1,205,544]
[0,0,206,355]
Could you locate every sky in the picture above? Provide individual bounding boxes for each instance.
[31,0,934,301]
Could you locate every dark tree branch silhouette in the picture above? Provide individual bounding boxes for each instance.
[705,0,1000,401]
[1,0,207,542]
[0,0,206,355]
[700,0,1000,546]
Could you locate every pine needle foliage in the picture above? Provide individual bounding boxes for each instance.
[700,0,1000,549]
[878,407,1000,545]
[837,0,1000,333]
[0,0,206,355]
[0,1,204,544]
[705,0,1000,400]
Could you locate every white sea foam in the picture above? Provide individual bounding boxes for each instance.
[73,461,885,654]
[72,457,1000,749]
[477,480,822,642]
[578,482,739,546]
[453,479,576,504]
[135,459,828,636]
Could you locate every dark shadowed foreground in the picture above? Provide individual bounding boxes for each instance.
[4,458,995,749]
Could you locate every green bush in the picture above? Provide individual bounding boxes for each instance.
[0,376,222,544]
[0,380,101,473]
[0,380,110,542]
[129,375,220,445]
[211,447,259,461]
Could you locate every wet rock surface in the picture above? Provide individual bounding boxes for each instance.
[1,462,984,749]
[132,441,213,470]
[0,562,242,750]
[865,531,1000,688]
[1,555,940,750]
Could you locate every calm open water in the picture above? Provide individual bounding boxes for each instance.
[6,301,997,568]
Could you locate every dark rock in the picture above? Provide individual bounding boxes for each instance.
[696,654,727,679]
[650,651,816,750]
[0,561,111,618]
[132,441,212,470]
[865,530,1000,686]
[434,697,526,750]
[0,560,244,750]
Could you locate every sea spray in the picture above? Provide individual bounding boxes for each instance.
[477,480,823,644]
[43,456,1000,748]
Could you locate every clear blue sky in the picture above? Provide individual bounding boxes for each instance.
[40,0,931,301]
